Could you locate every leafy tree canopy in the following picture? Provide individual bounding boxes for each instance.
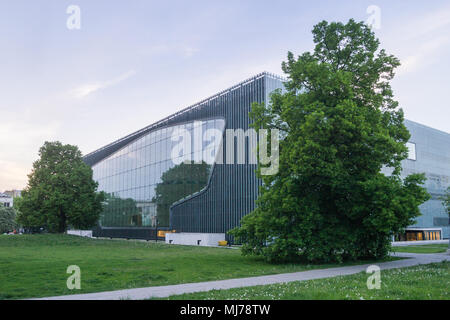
[16,141,105,233]
[0,206,19,234]
[230,19,430,263]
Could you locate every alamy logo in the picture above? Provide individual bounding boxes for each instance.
[366,5,381,30]
[66,5,81,30]
[170,121,279,175]
[66,265,81,290]
[366,265,381,290]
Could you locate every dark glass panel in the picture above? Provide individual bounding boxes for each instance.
[95,118,224,228]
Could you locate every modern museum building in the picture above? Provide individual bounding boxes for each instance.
[83,72,450,244]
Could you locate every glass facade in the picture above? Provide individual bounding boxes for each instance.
[85,73,449,240]
[384,120,450,239]
[401,120,450,239]
[92,118,225,228]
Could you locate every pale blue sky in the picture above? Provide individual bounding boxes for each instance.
[1,0,449,190]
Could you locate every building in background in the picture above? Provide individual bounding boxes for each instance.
[3,190,22,199]
[84,73,450,242]
[0,193,13,208]
[389,121,450,241]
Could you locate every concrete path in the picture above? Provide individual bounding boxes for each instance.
[35,252,450,300]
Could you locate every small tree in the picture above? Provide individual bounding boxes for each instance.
[16,141,105,233]
[230,19,430,263]
[0,206,19,233]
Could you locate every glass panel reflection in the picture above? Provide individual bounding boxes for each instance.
[92,119,225,228]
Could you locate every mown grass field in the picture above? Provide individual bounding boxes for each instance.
[161,262,450,300]
[392,243,448,254]
[0,234,397,299]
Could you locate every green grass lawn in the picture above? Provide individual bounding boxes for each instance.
[0,234,397,299]
[392,244,449,254]
[160,262,450,300]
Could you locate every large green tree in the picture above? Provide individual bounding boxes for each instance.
[0,206,19,234]
[16,141,105,233]
[230,19,430,263]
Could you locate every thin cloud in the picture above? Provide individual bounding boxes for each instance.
[139,44,200,58]
[398,36,450,75]
[181,46,199,57]
[70,70,136,99]
[406,6,450,40]
[0,120,60,190]
[0,160,30,191]
[388,5,450,76]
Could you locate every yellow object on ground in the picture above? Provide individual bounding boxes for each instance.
[158,230,175,238]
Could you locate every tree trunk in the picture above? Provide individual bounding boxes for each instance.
[58,208,66,233]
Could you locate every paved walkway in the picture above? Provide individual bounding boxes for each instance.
[35,252,450,300]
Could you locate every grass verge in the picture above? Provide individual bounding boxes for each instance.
[160,262,450,300]
[0,234,397,299]
[392,244,448,254]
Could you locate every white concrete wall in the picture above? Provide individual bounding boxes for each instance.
[165,233,225,247]
[392,239,448,246]
[67,230,93,238]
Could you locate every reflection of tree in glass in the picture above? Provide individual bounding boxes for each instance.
[101,193,139,227]
[153,162,211,227]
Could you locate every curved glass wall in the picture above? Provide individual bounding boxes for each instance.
[92,118,225,227]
